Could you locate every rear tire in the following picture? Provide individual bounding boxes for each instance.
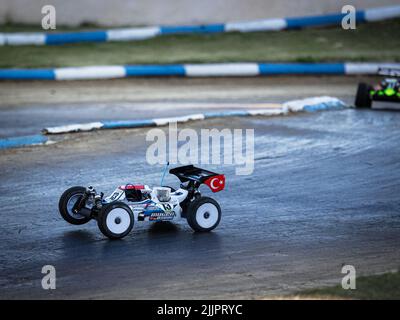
[97,202,134,239]
[187,197,221,232]
[58,186,91,225]
[355,83,372,108]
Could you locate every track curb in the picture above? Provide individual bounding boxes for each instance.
[0,96,348,150]
[1,62,400,80]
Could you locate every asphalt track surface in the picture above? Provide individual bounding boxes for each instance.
[0,76,375,138]
[0,77,399,299]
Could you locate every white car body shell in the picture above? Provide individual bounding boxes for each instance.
[104,185,189,222]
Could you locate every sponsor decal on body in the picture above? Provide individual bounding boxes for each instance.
[146,203,177,221]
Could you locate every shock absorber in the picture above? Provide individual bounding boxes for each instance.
[73,186,95,216]
[94,193,103,211]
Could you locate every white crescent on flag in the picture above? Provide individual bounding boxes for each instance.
[204,174,225,193]
[210,178,220,190]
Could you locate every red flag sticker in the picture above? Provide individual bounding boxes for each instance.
[204,175,225,193]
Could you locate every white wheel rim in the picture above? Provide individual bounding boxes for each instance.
[195,203,219,229]
[106,208,131,234]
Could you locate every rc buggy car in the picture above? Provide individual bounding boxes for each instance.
[355,68,400,108]
[58,165,225,239]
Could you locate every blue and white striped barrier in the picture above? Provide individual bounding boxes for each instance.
[0,96,347,149]
[1,62,400,80]
[42,96,347,134]
[1,5,399,46]
[0,134,49,149]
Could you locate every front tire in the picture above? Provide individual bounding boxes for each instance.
[59,186,91,225]
[97,202,134,239]
[187,197,221,232]
[355,83,372,108]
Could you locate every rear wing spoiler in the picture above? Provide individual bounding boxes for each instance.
[378,68,400,78]
[170,165,220,183]
[169,165,225,192]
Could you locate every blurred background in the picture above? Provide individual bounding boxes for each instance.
[1,0,399,26]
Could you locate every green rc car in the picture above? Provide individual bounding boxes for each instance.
[355,68,400,108]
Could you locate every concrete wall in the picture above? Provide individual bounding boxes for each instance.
[0,0,399,27]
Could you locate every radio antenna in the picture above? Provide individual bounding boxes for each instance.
[160,162,170,187]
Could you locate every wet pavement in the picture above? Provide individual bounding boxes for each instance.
[0,104,399,299]
[0,76,374,138]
